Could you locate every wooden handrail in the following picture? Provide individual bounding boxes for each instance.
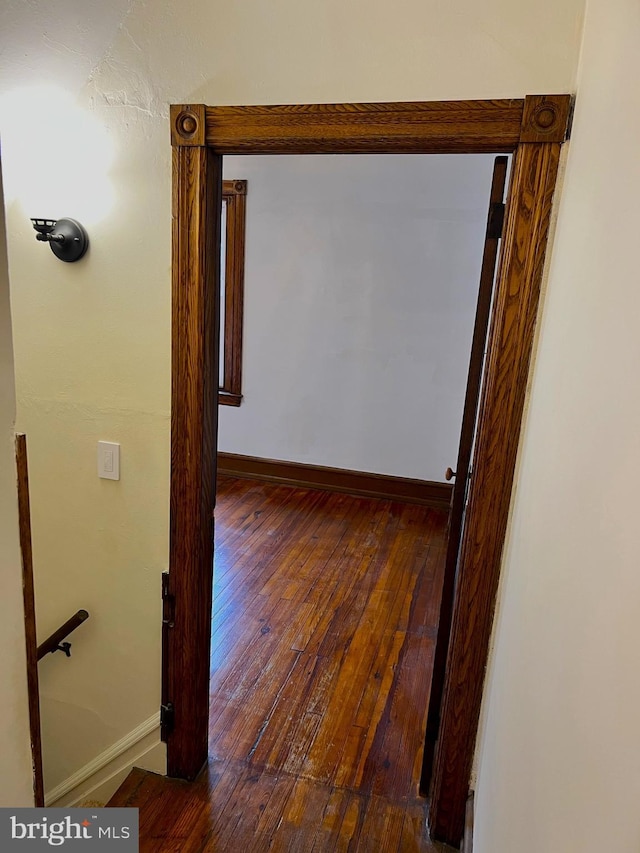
[37,610,89,661]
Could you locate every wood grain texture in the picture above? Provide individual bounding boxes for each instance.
[111,761,456,852]
[204,99,525,154]
[219,180,246,407]
[520,94,572,143]
[428,141,563,845]
[168,142,222,779]
[113,478,454,852]
[171,104,206,147]
[15,434,44,806]
[218,452,453,508]
[209,478,446,798]
[422,156,508,787]
[222,179,247,196]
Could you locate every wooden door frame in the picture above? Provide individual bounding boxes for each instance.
[167,95,571,847]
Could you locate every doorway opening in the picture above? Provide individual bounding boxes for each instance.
[166,96,570,848]
[204,151,507,845]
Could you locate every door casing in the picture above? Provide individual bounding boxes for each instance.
[167,95,571,847]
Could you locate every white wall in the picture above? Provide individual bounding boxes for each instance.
[0,0,584,796]
[0,159,34,807]
[219,154,498,482]
[474,1,640,850]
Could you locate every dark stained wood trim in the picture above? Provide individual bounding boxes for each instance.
[15,434,44,807]
[222,179,247,196]
[205,99,526,154]
[170,104,206,147]
[217,452,452,509]
[422,156,508,788]
[168,142,222,780]
[169,96,571,845]
[218,391,242,407]
[428,140,563,844]
[520,94,572,143]
[218,179,246,407]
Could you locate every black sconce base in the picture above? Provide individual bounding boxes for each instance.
[31,217,89,262]
[49,218,89,262]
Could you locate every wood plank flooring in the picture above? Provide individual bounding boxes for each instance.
[110,477,452,851]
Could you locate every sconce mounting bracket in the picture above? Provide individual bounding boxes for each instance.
[31,217,89,262]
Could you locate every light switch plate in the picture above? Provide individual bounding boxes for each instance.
[98,441,120,480]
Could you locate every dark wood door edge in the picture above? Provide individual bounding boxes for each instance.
[15,434,44,807]
[218,452,452,509]
[168,95,571,845]
[422,156,508,788]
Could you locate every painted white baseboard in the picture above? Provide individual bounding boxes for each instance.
[45,713,166,807]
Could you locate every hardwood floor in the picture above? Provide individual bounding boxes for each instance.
[110,477,452,851]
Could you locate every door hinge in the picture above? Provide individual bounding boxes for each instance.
[161,571,175,744]
[160,701,175,741]
[161,571,175,628]
[487,201,505,239]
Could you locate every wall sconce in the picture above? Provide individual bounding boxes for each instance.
[31,218,89,262]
